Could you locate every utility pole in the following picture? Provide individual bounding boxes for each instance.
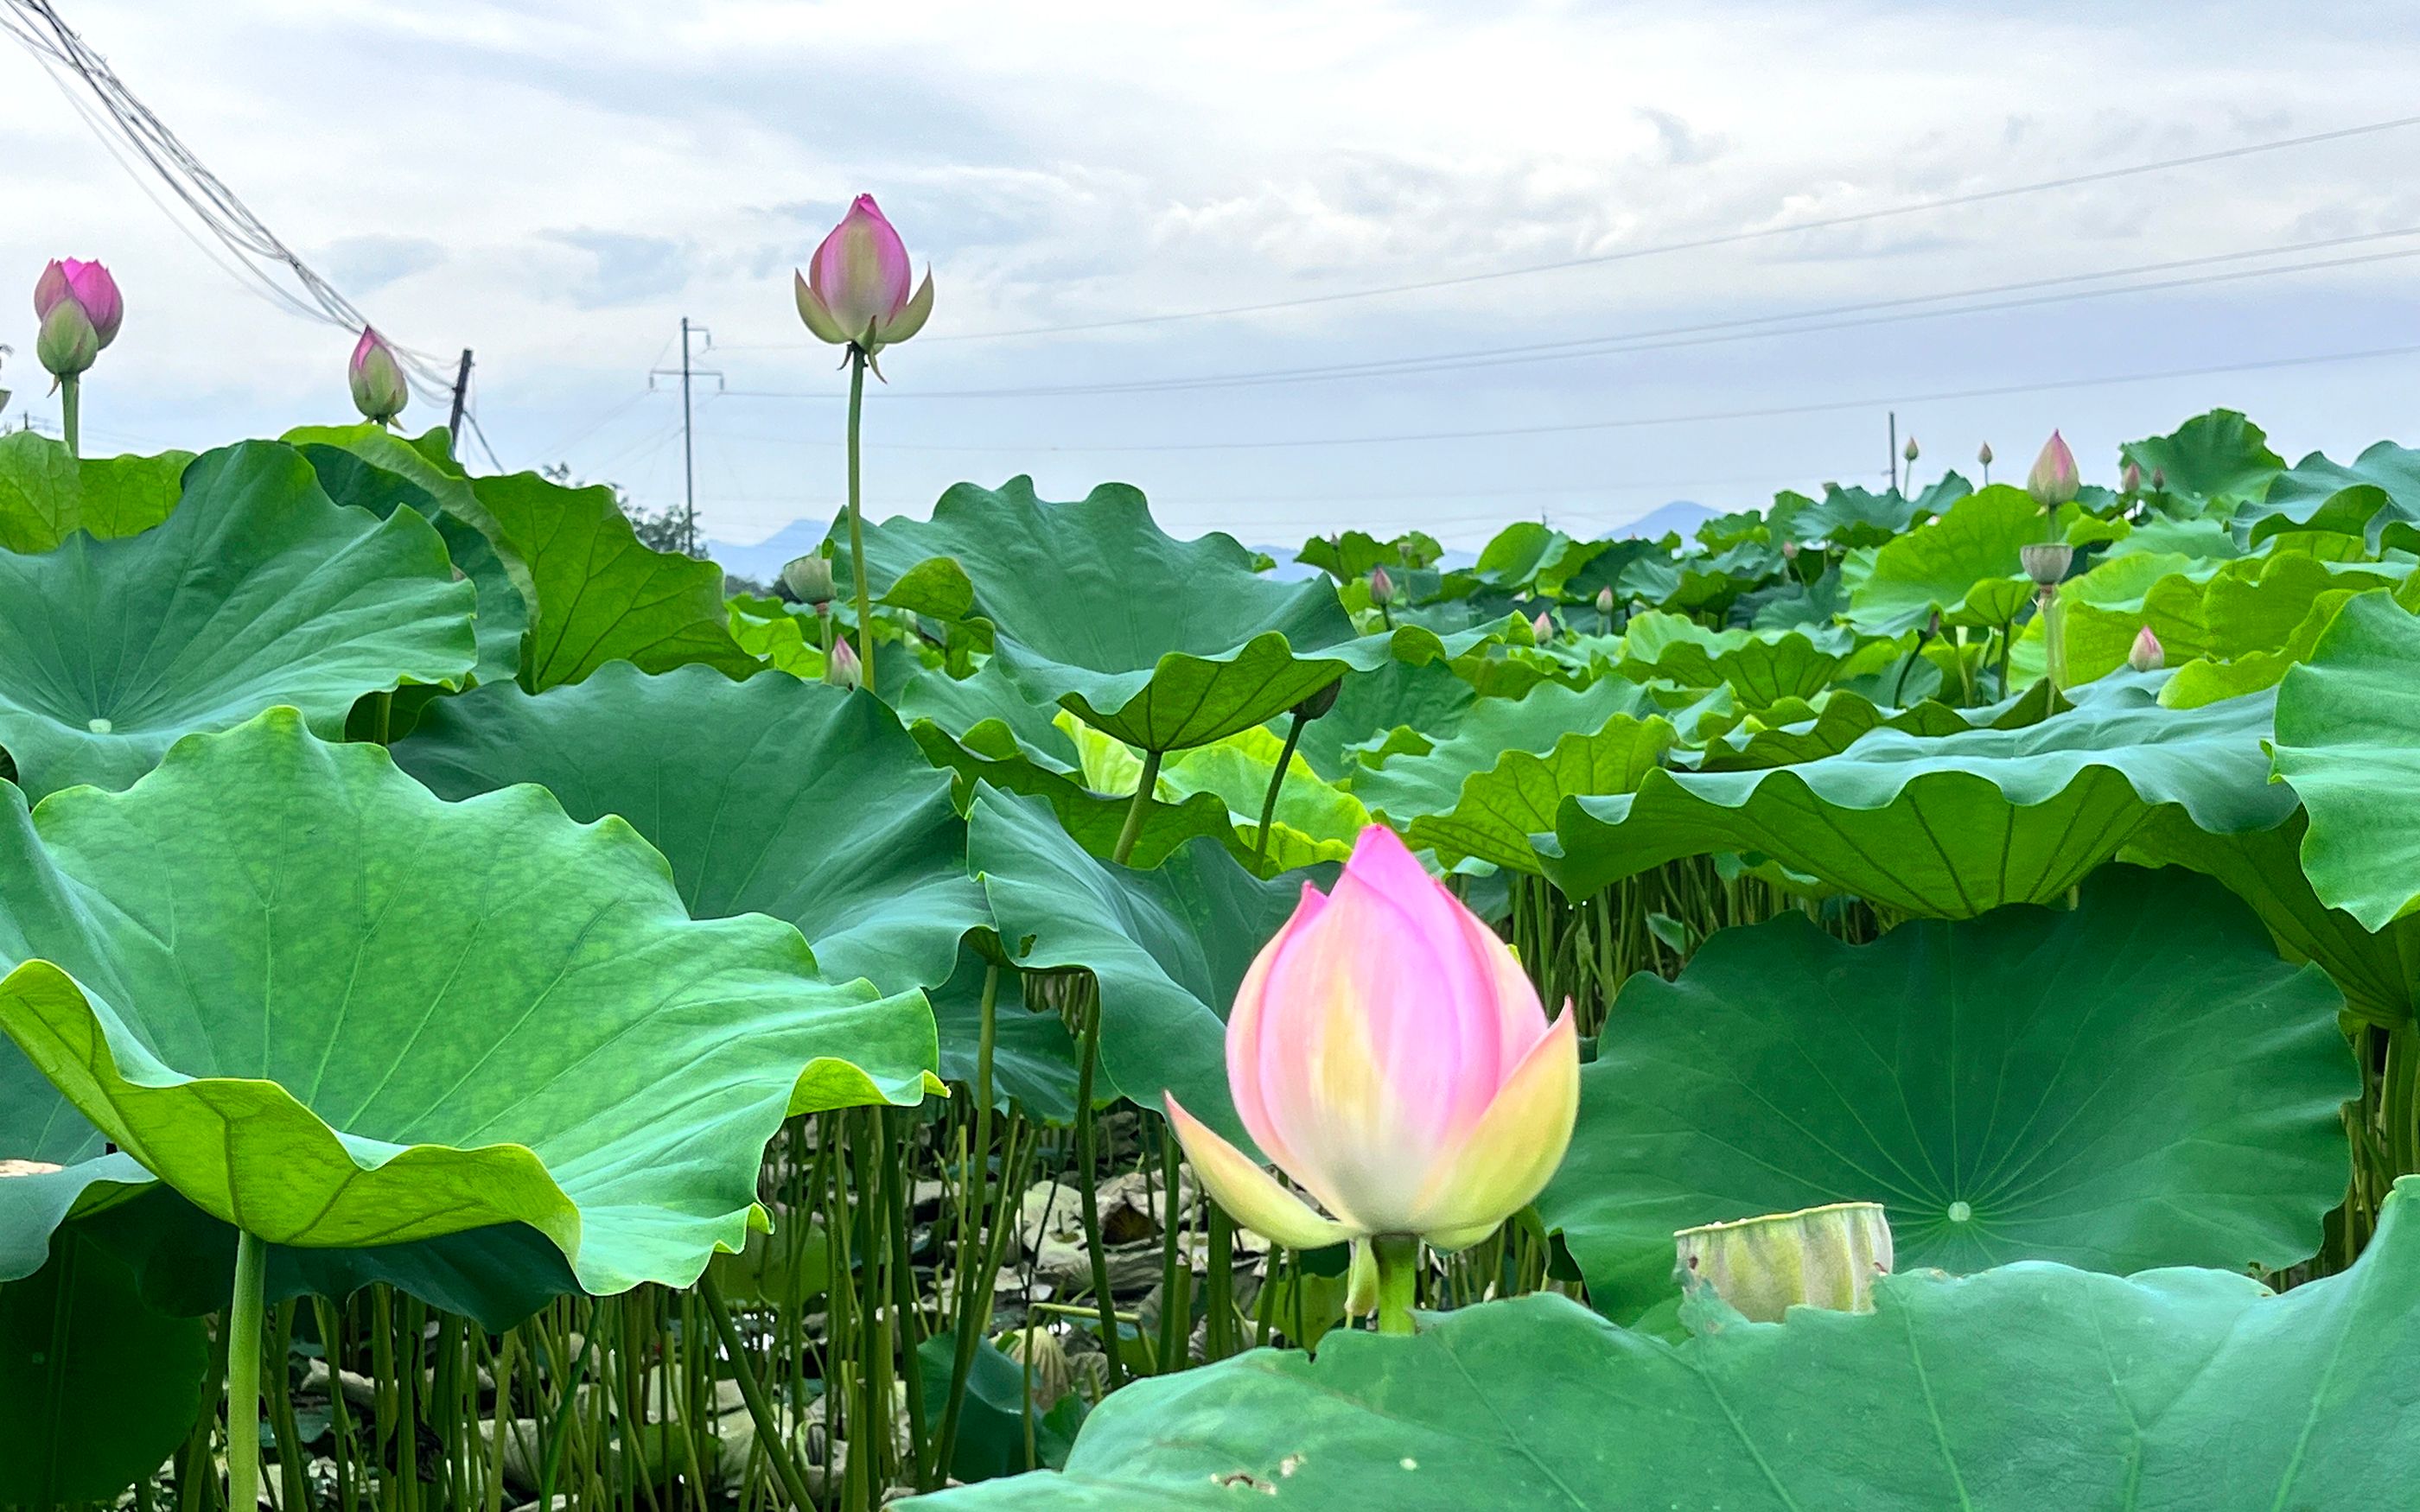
[447,348,474,452]
[650,321,720,556]
[1888,410,1899,494]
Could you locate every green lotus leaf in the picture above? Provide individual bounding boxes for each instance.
[2120,407,2285,514]
[1293,529,1442,581]
[1691,682,2059,773]
[1616,610,1850,707]
[286,422,536,701]
[899,662,1245,868]
[918,1177,2420,1510]
[468,467,757,689]
[0,434,191,554]
[1845,485,2045,635]
[0,441,477,799]
[0,1226,208,1505]
[837,478,1498,751]
[2127,808,2419,1028]
[393,663,984,995]
[1290,658,1474,780]
[1538,867,2351,1317]
[0,708,937,1295]
[965,786,1306,1147]
[2270,590,2420,930]
[1543,677,2293,914]
[1468,521,1609,597]
[1406,713,1674,874]
[1059,716,1369,872]
[2019,550,2403,689]
[2238,439,2420,551]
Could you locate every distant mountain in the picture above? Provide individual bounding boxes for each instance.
[706,518,830,584]
[1614,499,1718,541]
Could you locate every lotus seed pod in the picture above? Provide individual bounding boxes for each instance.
[1367,565,1395,607]
[992,1325,1073,1407]
[2019,542,2073,587]
[2128,625,2164,672]
[780,553,837,607]
[1292,679,1342,721]
[1674,1201,1894,1324]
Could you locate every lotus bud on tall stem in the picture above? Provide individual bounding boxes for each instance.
[793,195,934,689]
[1367,564,1395,628]
[349,327,409,429]
[1977,440,1993,486]
[35,257,118,456]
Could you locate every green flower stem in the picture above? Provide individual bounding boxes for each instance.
[1372,1235,1420,1337]
[844,348,876,690]
[1071,983,1127,1389]
[1204,1207,1236,1359]
[699,1274,819,1510]
[2040,585,2067,689]
[60,374,79,458]
[1156,1120,1188,1371]
[226,1229,268,1512]
[1251,710,1309,872]
[1111,747,1165,867]
[932,961,1004,1485]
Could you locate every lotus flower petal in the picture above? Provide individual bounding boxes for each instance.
[1165,1091,1357,1250]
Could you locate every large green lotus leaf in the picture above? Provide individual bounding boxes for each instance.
[2128,808,2420,1028]
[965,786,1308,1148]
[917,1178,2420,1511]
[1057,716,1369,874]
[1767,481,1929,549]
[1691,682,2060,773]
[0,708,938,1295]
[285,423,535,698]
[0,442,478,799]
[2017,550,2404,689]
[1292,529,1441,581]
[837,477,1497,750]
[2270,590,2420,930]
[1353,677,1705,828]
[1538,867,2351,1317]
[1408,715,1674,874]
[1467,521,1610,597]
[1290,657,1475,780]
[0,433,192,554]
[468,468,757,690]
[392,663,984,996]
[899,662,1245,868]
[0,1226,209,1505]
[2120,407,2285,514]
[1845,485,2044,635]
[1543,677,2293,914]
[2238,440,2420,552]
[1615,610,1849,708]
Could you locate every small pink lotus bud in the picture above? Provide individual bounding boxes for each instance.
[347,327,409,426]
[793,194,934,356]
[2127,626,2163,672]
[35,258,121,350]
[1164,827,1580,1254]
[2027,431,2079,508]
[827,632,863,690]
[1367,565,1395,607]
[1977,441,1993,467]
[1781,539,1800,561]
[2151,467,2167,492]
[1595,585,1615,615]
[1531,610,1554,644]
[2121,460,2143,495]
[1902,435,1919,463]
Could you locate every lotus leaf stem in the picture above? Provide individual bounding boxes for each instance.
[1252,710,1309,872]
[698,1274,819,1510]
[225,1229,267,1512]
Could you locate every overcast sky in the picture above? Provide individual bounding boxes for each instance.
[3,0,2417,555]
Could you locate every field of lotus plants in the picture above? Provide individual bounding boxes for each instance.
[4,200,2420,1510]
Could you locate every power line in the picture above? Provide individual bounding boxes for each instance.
[704,340,2420,454]
[721,226,2420,401]
[717,111,2420,347]
[0,0,459,401]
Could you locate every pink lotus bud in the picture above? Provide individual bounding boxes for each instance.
[2120,460,2143,495]
[2127,625,2163,672]
[347,327,409,425]
[1595,585,1615,615]
[1367,565,1395,607]
[34,258,121,350]
[35,298,98,380]
[2027,430,2079,508]
[826,632,863,690]
[1976,441,1993,467]
[1164,826,1580,1254]
[1531,610,1554,644]
[1902,435,1919,463]
[1781,539,1800,561]
[1675,1202,1893,1324]
[793,194,935,355]
[2151,467,2167,492]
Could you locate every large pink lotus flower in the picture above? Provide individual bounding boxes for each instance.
[1165,826,1579,1253]
[793,194,934,356]
[348,327,409,425]
[35,258,122,347]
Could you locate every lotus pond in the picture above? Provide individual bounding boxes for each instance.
[3,395,2417,1510]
